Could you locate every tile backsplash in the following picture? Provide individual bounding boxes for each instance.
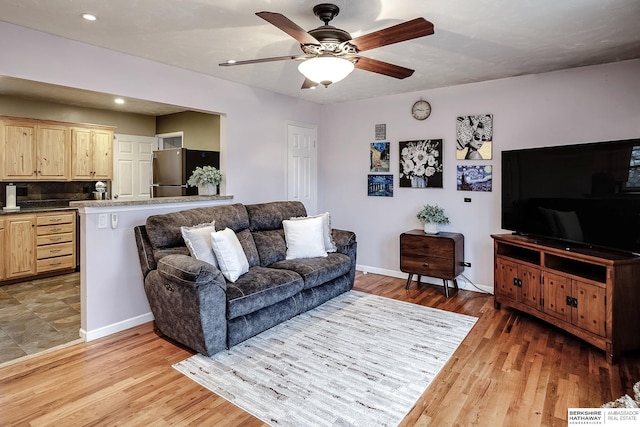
[1,182,104,207]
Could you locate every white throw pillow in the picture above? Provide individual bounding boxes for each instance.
[180,221,218,268]
[290,212,337,252]
[282,216,328,260]
[210,227,249,282]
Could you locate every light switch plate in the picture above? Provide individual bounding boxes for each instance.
[98,214,108,229]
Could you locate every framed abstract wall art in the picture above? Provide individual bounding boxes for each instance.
[370,142,390,172]
[456,114,493,160]
[368,174,393,197]
[457,165,492,191]
[399,139,443,188]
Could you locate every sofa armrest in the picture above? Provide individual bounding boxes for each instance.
[332,229,356,250]
[157,254,227,291]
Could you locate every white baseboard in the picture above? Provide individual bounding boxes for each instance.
[356,264,494,295]
[81,312,154,342]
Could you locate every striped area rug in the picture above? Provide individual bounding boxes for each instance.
[173,290,477,426]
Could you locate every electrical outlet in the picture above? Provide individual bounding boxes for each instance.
[98,214,108,229]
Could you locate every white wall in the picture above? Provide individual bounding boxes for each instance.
[318,59,640,290]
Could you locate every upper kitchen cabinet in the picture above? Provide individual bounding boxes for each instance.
[0,118,70,181]
[71,126,114,180]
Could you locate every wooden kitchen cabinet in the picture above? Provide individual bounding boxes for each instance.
[0,119,70,181]
[4,214,36,279]
[36,212,76,273]
[493,234,640,364]
[1,211,77,284]
[71,127,113,180]
[400,230,464,297]
[0,219,5,280]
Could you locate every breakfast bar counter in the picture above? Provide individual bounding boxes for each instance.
[69,194,233,208]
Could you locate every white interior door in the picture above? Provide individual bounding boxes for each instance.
[287,122,317,214]
[112,134,158,200]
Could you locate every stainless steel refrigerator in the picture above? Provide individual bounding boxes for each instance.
[151,148,220,197]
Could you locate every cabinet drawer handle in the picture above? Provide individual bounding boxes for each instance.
[49,237,62,242]
[50,249,62,253]
[50,227,62,232]
[422,263,429,267]
[48,218,62,223]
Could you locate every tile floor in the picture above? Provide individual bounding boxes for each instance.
[0,273,80,364]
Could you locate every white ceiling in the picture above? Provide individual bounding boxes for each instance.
[1,0,639,112]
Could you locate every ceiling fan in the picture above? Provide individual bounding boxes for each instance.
[219,3,434,89]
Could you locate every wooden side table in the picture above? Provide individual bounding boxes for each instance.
[400,230,465,297]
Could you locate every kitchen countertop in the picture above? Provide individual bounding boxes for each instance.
[1,195,233,215]
[69,194,233,208]
[0,206,78,215]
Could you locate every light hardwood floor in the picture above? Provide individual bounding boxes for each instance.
[1,272,638,426]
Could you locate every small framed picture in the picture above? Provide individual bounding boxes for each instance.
[368,174,393,197]
[457,165,492,191]
[370,142,390,172]
[456,114,493,160]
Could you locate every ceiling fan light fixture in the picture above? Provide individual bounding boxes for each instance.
[298,56,354,87]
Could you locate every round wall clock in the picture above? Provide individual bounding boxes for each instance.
[411,100,431,120]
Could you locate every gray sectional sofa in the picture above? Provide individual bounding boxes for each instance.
[134,201,357,356]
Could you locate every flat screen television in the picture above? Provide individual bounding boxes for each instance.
[501,138,640,256]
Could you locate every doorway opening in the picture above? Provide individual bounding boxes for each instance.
[156,132,183,149]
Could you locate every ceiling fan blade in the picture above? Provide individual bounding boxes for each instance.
[219,55,307,66]
[256,11,320,45]
[354,56,415,79]
[350,18,434,52]
[301,78,319,89]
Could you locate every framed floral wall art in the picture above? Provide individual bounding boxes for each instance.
[399,139,444,188]
[370,142,390,172]
[368,174,393,197]
[456,114,493,160]
[457,165,492,191]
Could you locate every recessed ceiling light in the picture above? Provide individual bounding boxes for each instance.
[114,98,125,105]
[81,13,97,21]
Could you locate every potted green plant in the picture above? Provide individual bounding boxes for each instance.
[187,166,223,195]
[416,204,449,234]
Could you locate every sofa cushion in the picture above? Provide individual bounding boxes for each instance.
[246,201,307,231]
[252,229,287,266]
[226,266,304,319]
[289,212,337,252]
[152,246,189,263]
[211,228,250,282]
[181,221,218,268]
[282,216,327,260]
[147,203,250,249]
[269,252,351,289]
[236,229,260,267]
